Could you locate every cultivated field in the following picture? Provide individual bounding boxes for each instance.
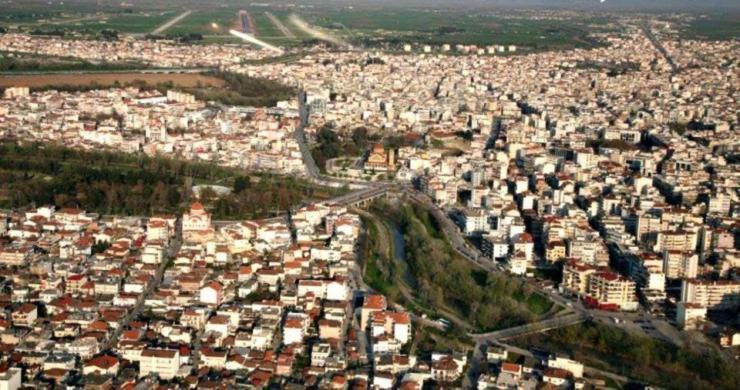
[0,72,224,89]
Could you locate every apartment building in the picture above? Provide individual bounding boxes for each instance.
[139,348,180,380]
[586,271,638,311]
[662,250,698,279]
[681,279,740,310]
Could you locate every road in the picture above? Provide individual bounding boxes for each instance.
[151,10,192,35]
[102,220,182,352]
[294,91,377,190]
[265,12,295,38]
[472,312,587,342]
[640,22,678,74]
[239,10,254,34]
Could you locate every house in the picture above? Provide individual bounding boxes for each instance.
[431,356,460,382]
[11,303,37,327]
[83,355,120,376]
[543,367,571,386]
[200,281,223,306]
[360,294,387,329]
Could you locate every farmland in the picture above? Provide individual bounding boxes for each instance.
[0,1,614,51]
[296,8,612,49]
[681,14,740,41]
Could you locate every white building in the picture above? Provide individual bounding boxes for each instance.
[139,348,180,380]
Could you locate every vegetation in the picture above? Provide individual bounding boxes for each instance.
[587,139,639,152]
[0,142,342,219]
[413,324,474,356]
[512,320,740,390]
[376,201,553,331]
[187,71,296,107]
[358,214,401,300]
[0,52,150,73]
[668,122,688,136]
[682,15,740,41]
[310,125,377,173]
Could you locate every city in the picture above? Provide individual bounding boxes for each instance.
[0,0,738,389]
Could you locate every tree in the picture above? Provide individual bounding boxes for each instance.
[233,175,250,193]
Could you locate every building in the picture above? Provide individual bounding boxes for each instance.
[360,294,387,329]
[680,279,740,310]
[139,348,180,380]
[561,260,597,296]
[200,281,224,306]
[676,302,706,330]
[365,143,395,171]
[0,367,21,390]
[547,355,583,378]
[430,356,460,382]
[586,271,638,311]
[663,250,698,279]
[182,202,214,242]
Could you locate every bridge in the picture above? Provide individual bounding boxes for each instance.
[329,185,393,208]
[471,312,587,342]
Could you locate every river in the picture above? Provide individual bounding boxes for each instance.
[388,221,416,288]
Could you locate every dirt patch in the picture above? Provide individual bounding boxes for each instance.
[0,73,225,89]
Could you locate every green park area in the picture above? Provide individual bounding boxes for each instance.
[0,142,343,219]
[511,320,740,389]
[360,200,553,334]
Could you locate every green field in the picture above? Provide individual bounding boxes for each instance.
[682,15,740,40]
[298,8,611,49]
[32,11,178,34]
[164,7,236,36]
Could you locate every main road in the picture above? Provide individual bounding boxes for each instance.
[640,22,678,74]
[265,12,296,38]
[151,10,192,35]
